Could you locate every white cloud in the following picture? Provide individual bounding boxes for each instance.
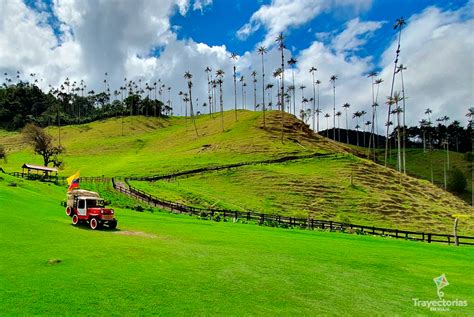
[0,0,471,133]
[331,18,384,53]
[237,0,372,47]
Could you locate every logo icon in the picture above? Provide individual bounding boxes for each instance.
[433,273,449,299]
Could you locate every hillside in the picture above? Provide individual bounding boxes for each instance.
[0,174,473,315]
[0,111,353,176]
[0,111,472,234]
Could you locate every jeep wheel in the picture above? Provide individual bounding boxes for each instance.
[65,207,73,217]
[72,214,79,226]
[108,219,117,229]
[90,218,99,230]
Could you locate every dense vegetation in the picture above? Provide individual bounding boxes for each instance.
[0,81,168,130]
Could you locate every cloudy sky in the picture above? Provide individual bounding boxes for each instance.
[0,0,472,130]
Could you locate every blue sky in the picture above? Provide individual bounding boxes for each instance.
[2,0,472,128]
[170,0,469,64]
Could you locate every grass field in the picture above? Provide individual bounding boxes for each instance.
[1,174,473,315]
[0,111,346,176]
[1,112,472,235]
[382,148,473,204]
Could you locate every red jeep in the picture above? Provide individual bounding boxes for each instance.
[65,189,117,230]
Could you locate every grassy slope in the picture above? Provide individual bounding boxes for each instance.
[0,174,473,315]
[130,156,474,235]
[0,111,345,176]
[384,148,472,203]
[1,111,472,234]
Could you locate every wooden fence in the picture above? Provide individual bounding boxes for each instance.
[112,178,474,246]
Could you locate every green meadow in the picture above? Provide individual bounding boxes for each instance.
[1,174,473,315]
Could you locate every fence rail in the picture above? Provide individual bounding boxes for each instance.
[111,178,474,247]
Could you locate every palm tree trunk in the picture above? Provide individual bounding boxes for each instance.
[220,83,224,132]
[332,85,336,140]
[312,72,316,132]
[345,109,349,144]
[233,66,237,121]
[397,111,401,172]
[261,55,266,128]
[385,26,403,166]
[400,68,407,174]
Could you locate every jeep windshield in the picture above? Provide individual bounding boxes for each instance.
[86,199,105,208]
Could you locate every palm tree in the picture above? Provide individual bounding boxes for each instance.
[309,67,317,132]
[258,46,267,127]
[385,17,406,166]
[367,71,377,158]
[205,66,212,117]
[240,75,245,109]
[324,113,331,137]
[251,71,257,111]
[360,110,367,147]
[231,52,238,121]
[342,103,351,144]
[216,69,225,131]
[335,111,342,141]
[266,83,274,110]
[276,33,286,143]
[287,58,297,115]
[315,80,321,133]
[299,85,306,114]
[353,111,362,146]
[396,64,408,173]
[330,75,338,140]
[184,71,198,137]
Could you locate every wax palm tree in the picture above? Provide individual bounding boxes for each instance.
[231,52,238,121]
[353,111,362,146]
[251,70,257,111]
[240,75,245,109]
[419,119,429,153]
[266,83,274,110]
[342,103,351,144]
[205,66,212,117]
[309,67,318,132]
[258,46,267,127]
[299,85,306,114]
[184,71,198,137]
[276,33,285,115]
[385,17,406,166]
[335,111,342,141]
[330,75,338,140]
[438,115,451,170]
[360,110,367,147]
[367,71,377,158]
[396,64,408,173]
[288,58,297,115]
[315,80,321,133]
[324,113,331,138]
[216,69,225,131]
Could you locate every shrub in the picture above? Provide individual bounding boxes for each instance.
[447,167,467,193]
[134,205,145,212]
[212,212,221,222]
[199,210,208,219]
[464,151,473,162]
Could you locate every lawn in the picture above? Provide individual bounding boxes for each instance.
[0,174,473,315]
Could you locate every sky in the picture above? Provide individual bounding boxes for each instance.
[0,0,473,131]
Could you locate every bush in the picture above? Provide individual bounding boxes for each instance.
[212,212,221,222]
[199,210,208,219]
[464,151,473,162]
[133,204,145,212]
[447,167,467,193]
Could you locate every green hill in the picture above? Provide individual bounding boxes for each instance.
[1,174,473,315]
[1,111,473,234]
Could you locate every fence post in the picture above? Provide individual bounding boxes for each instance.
[234,211,238,221]
[428,234,431,243]
[395,229,399,238]
[330,221,333,231]
[422,232,425,241]
[447,236,451,245]
[247,212,250,221]
[311,219,314,230]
